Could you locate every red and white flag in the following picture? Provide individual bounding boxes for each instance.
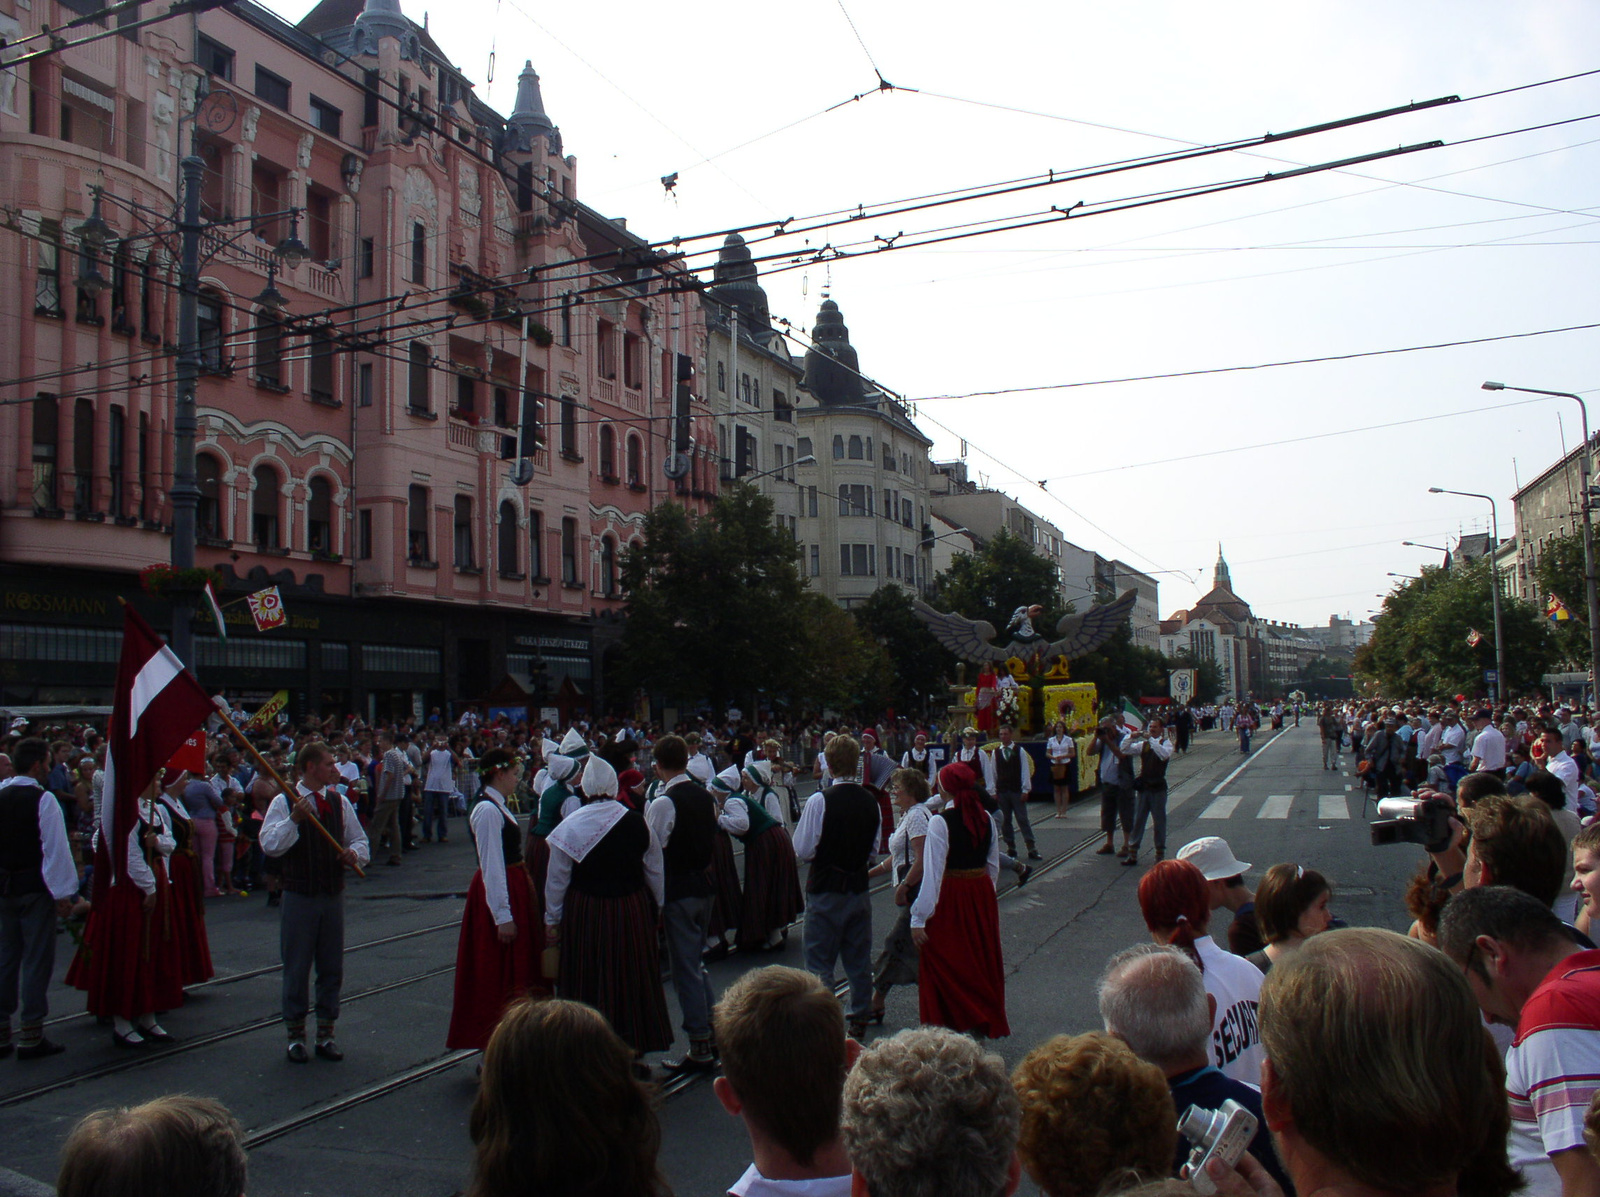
[98,606,217,886]
[247,586,287,632]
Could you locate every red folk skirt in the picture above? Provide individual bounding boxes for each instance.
[736,825,804,952]
[165,849,214,986]
[446,866,545,1050]
[525,832,551,906]
[707,829,743,942]
[558,885,672,1054]
[918,869,1009,1038]
[66,867,185,1019]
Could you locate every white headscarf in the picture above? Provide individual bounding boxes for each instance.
[559,728,590,759]
[712,765,742,795]
[581,753,618,799]
[686,755,716,786]
[743,760,773,788]
[546,753,580,783]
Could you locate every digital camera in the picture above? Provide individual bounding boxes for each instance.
[1368,796,1455,853]
[1178,1099,1258,1195]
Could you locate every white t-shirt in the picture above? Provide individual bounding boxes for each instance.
[424,748,455,791]
[1473,725,1508,771]
[728,1165,852,1197]
[1196,935,1266,1089]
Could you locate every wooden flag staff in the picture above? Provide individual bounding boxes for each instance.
[213,704,366,878]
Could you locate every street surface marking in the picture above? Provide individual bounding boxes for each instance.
[1258,795,1293,819]
[1208,729,1293,795]
[1199,795,1242,819]
[1345,784,1352,792]
[1318,795,1349,820]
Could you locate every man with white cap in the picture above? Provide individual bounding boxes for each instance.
[1176,836,1261,957]
[645,734,720,1073]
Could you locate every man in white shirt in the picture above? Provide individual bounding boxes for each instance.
[1471,708,1509,776]
[715,966,857,1197]
[1122,718,1175,866]
[1438,709,1469,789]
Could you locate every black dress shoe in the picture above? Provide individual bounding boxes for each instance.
[112,1030,151,1049]
[662,1051,716,1075]
[1028,849,1043,862]
[315,1040,344,1061]
[138,1026,177,1045]
[1015,863,1034,887]
[286,1041,310,1064]
[16,1038,65,1059]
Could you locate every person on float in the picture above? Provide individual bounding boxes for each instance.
[697,753,743,960]
[447,748,544,1052]
[155,769,214,987]
[716,762,804,954]
[67,778,184,1048]
[910,761,1009,1039]
[544,753,672,1066]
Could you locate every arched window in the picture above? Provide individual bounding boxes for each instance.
[847,435,863,460]
[308,476,333,552]
[498,500,519,575]
[832,435,844,460]
[197,290,225,372]
[196,453,222,538]
[626,435,643,487]
[600,535,617,597]
[598,424,616,480]
[251,464,280,549]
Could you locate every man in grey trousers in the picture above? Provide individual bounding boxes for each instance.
[793,735,880,1037]
[260,742,369,1063]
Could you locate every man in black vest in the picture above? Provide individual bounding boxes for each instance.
[0,738,78,1059]
[260,741,369,1063]
[793,735,880,1036]
[982,724,1040,863]
[644,734,719,1073]
[1123,717,1174,866]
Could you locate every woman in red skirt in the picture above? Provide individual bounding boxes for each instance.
[543,753,671,1061]
[67,787,185,1047]
[715,763,803,953]
[911,761,1009,1038]
[156,770,214,986]
[448,748,544,1050]
[698,756,742,959]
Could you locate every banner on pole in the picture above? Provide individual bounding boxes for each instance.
[247,586,287,632]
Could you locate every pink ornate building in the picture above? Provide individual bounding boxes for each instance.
[0,0,712,719]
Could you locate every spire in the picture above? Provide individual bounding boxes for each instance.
[802,299,864,406]
[1214,544,1232,589]
[353,0,410,51]
[708,233,770,328]
[507,60,560,153]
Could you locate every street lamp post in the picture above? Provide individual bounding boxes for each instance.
[734,454,816,485]
[1483,381,1600,703]
[1429,487,1506,703]
[1403,540,1450,555]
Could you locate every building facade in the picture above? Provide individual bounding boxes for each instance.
[0,0,714,719]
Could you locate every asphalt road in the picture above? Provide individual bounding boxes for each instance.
[0,723,1419,1196]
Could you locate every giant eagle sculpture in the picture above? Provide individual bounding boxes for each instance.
[912,589,1139,664]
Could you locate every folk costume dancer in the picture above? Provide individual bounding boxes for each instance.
[899,733,938,781]
[911,763,1009,1039]
[524,731,587,915]
[694,753,742,958]
[868,767,932,1025]
[979,726,1039,863]
[0,738,80,1058]
[156,769,214,986]
[260,742,370,1063]
[67,785,183,1048]
[647,737,721,1074]
[858,731,897,855]
[718,762,804,954]
[793,734,880,1039]
[447,748,542,1051]
[545,753,672,1062]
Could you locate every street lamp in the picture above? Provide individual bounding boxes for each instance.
[734,454,815,484]
[1430,486,1506,703]
[1387,572,1417,580]
[1403,540,1449,554]
[1484,380,1600,703]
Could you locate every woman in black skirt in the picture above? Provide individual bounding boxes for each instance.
[543,753,671,1059]
[714,762,803,953]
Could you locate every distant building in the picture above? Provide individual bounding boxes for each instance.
[1510,437,1594,603]
[1160,546,1264,700]
[1302,615,1374,655]
[1102,558,1160,649]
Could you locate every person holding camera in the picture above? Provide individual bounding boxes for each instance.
[1123,718,1173,867]
[1093,719,1135,860]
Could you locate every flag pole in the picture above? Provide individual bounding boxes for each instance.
[213,706,366,878]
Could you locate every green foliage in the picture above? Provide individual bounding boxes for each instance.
[931,529,1066,635]
[616,486,809,712]
[795,593,895,713]
[1353,560,1556,698]
[851,586,956,713]
[1533,530,1592,664]
[1071,622,1170,707]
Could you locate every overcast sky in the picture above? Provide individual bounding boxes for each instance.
[267,0,1600,627]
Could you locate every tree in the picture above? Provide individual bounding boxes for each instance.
[851,585,956,715]
[1354,560,1555,698]
[1533,530,1590,665]
[931,529,1067,636]
[794,593,895,713]
[1070,622,1169,707]
[615,485,811,713]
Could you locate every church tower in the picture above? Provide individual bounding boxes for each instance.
[1214,544,1232,589]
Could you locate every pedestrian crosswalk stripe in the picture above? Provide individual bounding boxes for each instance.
[1258,795,1293,819]
[1318,795,1349,820]
[1199,795,1242,819]
[1344,784,1352,792]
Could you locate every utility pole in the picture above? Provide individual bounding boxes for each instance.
[168,148,205,668]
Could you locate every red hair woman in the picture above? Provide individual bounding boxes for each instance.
[1136,859,1265,1087]
[910,762,1009,1038]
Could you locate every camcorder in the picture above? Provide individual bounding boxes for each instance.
[1368,796,1456,853]
[1179,1100,1258,1195]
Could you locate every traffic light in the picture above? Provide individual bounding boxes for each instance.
[674,353,694,455]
